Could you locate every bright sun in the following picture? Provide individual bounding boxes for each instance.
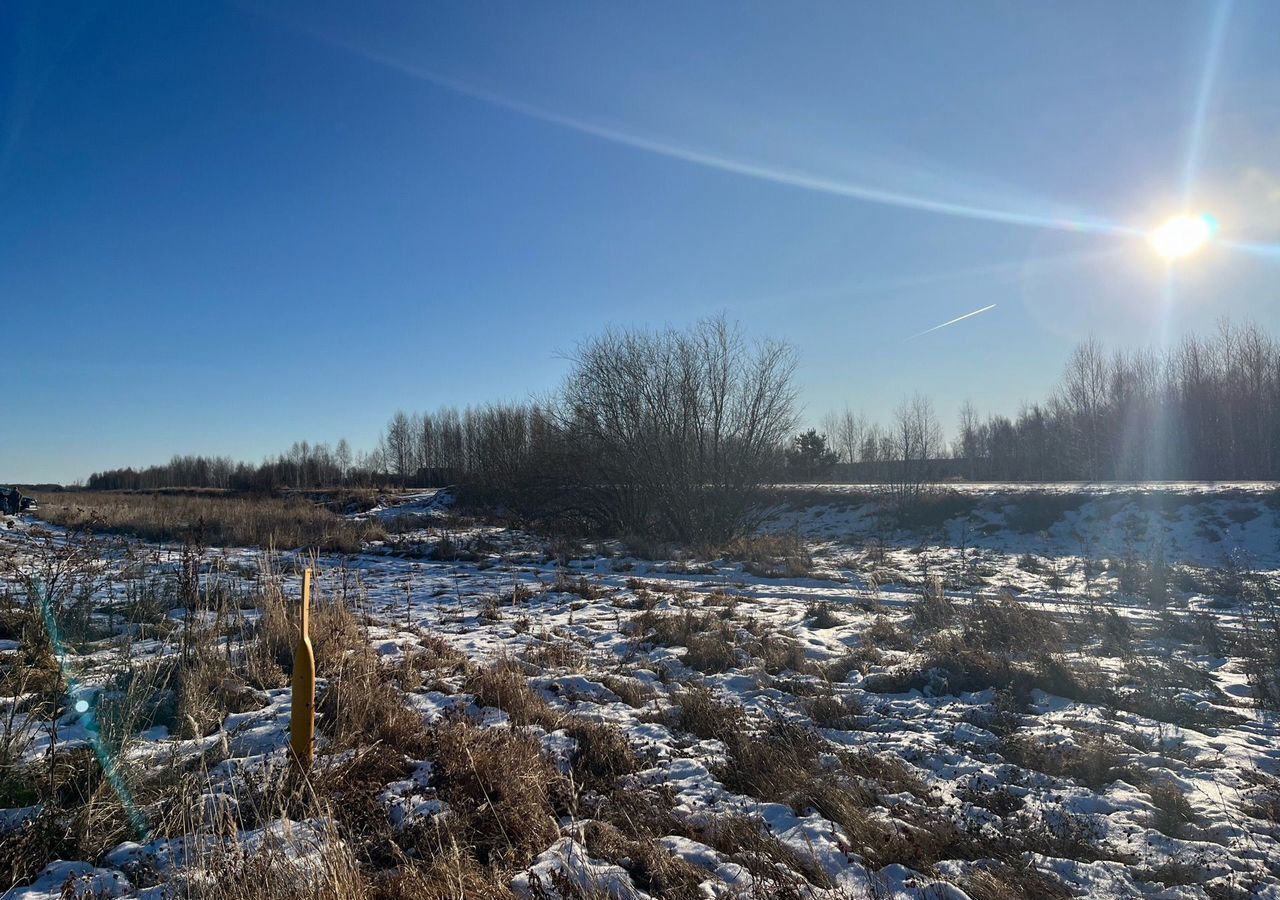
[1150,213,1217,260]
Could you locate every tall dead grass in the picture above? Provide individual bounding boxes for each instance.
[35,491,385,552]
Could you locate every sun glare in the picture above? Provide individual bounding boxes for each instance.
[1150,213,1217,260]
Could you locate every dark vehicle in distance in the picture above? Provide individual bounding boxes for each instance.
[0,487,34,515]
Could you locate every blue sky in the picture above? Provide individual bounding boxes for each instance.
[3,1,1278,483]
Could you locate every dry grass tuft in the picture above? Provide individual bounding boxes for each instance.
[806,600,843,629]
[1147,782,1197,837]
[173,822,371,900]
[668,686,747,741]
[699,813,831,890]
[419,715,569,869]
[960,862,1072,900]
[563,718,639,791]
[631,608,745,674]
[804,691,863,730]
[1002,730,1144,791]
[464,662,556,728]
[726,533,814,579]
[600,674,656,709]
[0,747,138,888]
[580,820,705,900]
[367,846,517,899]
[316,647,430,758]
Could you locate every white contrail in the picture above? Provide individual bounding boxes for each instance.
[279,19,1141,240]
[907,304,996,340]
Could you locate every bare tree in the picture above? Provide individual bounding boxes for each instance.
[821,406,865,465]
[890,393,943,504]
[957,400,980,480]
[559,315,797,544]
[1056,336,1109,479]
[384,411,415,487]
[335,439,352,484]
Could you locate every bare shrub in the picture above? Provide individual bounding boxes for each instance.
[559,316,797,545]
[1237,586,1280,710]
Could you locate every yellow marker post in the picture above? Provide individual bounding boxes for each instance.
[289,568,316,772]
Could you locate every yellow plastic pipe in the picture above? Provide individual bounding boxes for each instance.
[290,568,316,771]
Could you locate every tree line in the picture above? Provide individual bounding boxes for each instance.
[819,319,1280,482]
[85,440,373,492]
[86,317,796,544]
[84,318,1280,542]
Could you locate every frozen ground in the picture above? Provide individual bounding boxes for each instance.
[2,484,1279,898]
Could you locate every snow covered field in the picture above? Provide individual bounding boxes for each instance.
[2,485,1279,898]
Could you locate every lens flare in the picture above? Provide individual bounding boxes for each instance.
[1150,213,1217,260]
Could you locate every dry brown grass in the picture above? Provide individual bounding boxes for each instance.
[0,747,141,888]
[419,714,569,869]
[465,662,556,728]
[600,673,656,708]
[463,664,639,791]
[170,823,371,900]
[804,691,862,729]
[1001,730,1145,791]
[1147,782,1198,837]
[35,490,385,552]
[726,533,814,579]
[806,600,842,629]
[242,558,367,689]
[563,718,639,791]
[580,820,704,899]
[960,862,1072,900]
[316,647,431,757]
[0,531,590,899]
[699,813,832,891]
[367,846,517,899]
[960,594,1063,656]
[666,696,975,875]
[522,635,589,671]
[631,608,742,673]
[668,685,747,741]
